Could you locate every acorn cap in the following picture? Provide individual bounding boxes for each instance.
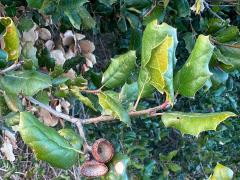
[92,138,114,163]
[80,160,108,178]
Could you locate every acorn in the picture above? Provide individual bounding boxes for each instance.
[92,138,114,163]
[80,160,108,178]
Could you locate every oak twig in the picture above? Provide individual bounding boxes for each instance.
[0,61,23,75]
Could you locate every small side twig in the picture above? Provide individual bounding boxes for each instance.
[210,37,240,49]
[0,61,23,75]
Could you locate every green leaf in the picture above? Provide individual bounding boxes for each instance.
[119,82,138,105]
[22,42,39,69]
[79,6,96,29]
[19,112,80,169]
[102,51,136,89]
[173,0,190,17]
[143,6,165,25]
[3,92,23,112]
[65,9,81,30]
[214,26,239,43]
[98,92,130,126]
[146,36,175,104]
[0,70,52,96]
[58,128,83,150]
[215,45,240,71]
[17,16,34,32]
[70,86,96,111]
[0,95,10,116]
[162,112,236,137]
[4,112,20,127]
[26,0,44,8]
[124,0,151,9]
[174,35,214,97]
[167,163,182,173]
[104,154,129,180]
[183,32,196,53]
[209,163,233,180]
[0,17,20,61]
[138,20,178,99]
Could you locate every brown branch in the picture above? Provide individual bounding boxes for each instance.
[211,38,240,49]
[0,61,23,75]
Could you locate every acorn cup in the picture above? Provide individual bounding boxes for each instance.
[92,138,114,163]
[80,160,108,178]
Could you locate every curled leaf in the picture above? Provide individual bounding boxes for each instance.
[209,163,233,180]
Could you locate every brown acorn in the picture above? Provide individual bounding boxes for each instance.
[92,138,114,163]
[80,160,108,178]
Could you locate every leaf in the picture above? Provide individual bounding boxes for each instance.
[70,86,96,111]
[26,0,44,8]
[183,32,196,53]
[103,154,129,180]
[19,112,80,169]
[65,9,81,30]
[78,6,96,29]
[119,82,138,105]
[143,6,165,25]
[22,42,39,68]
[58,128,83,150]
[209,163,233,180]
[138,20,178,99]
[146,36,175,104]
[215,45,240,71]
[174,35,214,97]
[98,92,130,126]
[0,95,10,116]
[162,112,236,137]
[3,92,23,112]
[0,17,20,61]
[0,70,52,96]
[191,0,205,15]
[167,163,182,173]
[102,51,136,89]
[173,0,190,17]
[214,26,239,43]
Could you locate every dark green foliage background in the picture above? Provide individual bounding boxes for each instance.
[0,0,239,179]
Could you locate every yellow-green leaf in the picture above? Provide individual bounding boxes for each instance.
[162,112,236,137]
[0,17,20,61]
[98,92,130,126]
[209,163,233,180]
[174,35,214,97]
[70,86,96,111]
[191,0,205,15]
[146,36,175,104]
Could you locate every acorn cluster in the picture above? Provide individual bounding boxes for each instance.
[80,138,114,178]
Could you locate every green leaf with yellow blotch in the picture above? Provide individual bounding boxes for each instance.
[174,35,214,97]
[102,51,136,89]
[146,36,175,104]
[209,163,233,180]
[0,17,20,61]
[162,112,236,137]
[138,20,178,99]
[19,112,82,169]
[70,86,96,111]
[98,92,130,126]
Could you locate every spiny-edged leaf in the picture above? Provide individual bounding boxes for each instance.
[70,86,96,111]
[215,45,240,71]
[19,112,79,169]
[174,35,214,97]
[0,70,52,96]
[102,51,136,89]
[3,92,23,112]
[162,112,236,137]
[209,163,233,180]
[98,92,130,126]
[146,36,175,104]
[103,153,130,180]
[137,67,155,98]
[214,26,239,43]
[141,20,178,66]
[0,17,20,61]
[58,128,83,150]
